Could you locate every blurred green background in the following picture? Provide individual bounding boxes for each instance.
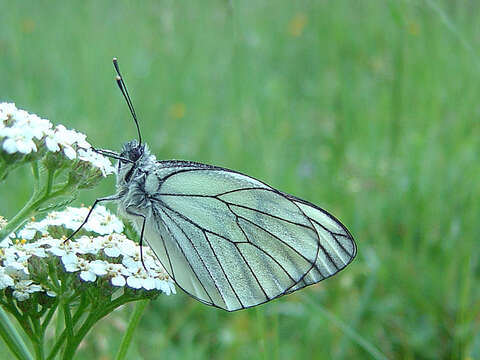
[1,0,480,359]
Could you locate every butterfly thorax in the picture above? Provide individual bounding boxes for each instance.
[115,140,158,222]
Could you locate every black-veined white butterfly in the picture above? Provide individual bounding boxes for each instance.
[72,58,357,311]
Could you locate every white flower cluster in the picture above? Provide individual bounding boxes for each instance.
[0,102,114,176]
[0,207,175,301]
[0,239,49,301]
[17,205,124,240]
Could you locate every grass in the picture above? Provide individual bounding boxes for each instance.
[1,0,480,358]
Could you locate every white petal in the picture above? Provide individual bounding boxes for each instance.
[16,139,36,154]
[89,260,107,276]
[111,275,126,287]
[27,284,43,293]
[2,138,18,153]
[142,277,156,290]
[0,237,12,248]
[80,271,96,282]
[62,253,79,272]
[0,271,14,289]
[63,146,76,159]
[45,135,60,152]
[104,247,121,257]
[126,277,142,289]
[18,228,37,240]
[13,291,30,301]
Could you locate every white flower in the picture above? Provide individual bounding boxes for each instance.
[104,263,129,287]
[3,256,28,273]
[3,266,29,282]
[0,103,54,155]
[44,129,60,152]
[126,272,143,289]
[4,206,175,298]
[18,206,124,239]
[3,244,30,273]
[157,278,176,295]
[125,269,156,291]
[0,237,13,248]
[1,126,37,154]
[87,207,124,235]
[17,227,37,240]
[96,234,124,257]
[46,239,79,257]
[123,255,172,291]
[15,111,51,140]
[80,260,108,282]
[61,253,80,272]
[47,125,84,159]
[9,240,47,260]
[0,102,17,121]
[0,216,7,230]
[78,148,115,176]
[12,280,42,301]
[61,254,107,282]
[75,236,101,255]
[0,267,14,289]
[0,103,114,175]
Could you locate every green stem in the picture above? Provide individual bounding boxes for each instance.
[62,303,74,354]
[41,300,58,333]
[0,193,38,240]
[45,169,55,198]
[31,314,45,360]
[46,296,87,360]
[0,182,74,240]
[31,162,40,195]
[98,295,137,318]
[0,308,33,360]
[61,312,97,360]
[31,323,44,360]
[115,300,149,360]
[0,161,8,182]
[61,296,136,360]
[6,298,35,342]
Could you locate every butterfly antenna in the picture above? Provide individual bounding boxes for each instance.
[112,57,142,146]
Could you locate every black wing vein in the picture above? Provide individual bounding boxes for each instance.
[156,208,215,305]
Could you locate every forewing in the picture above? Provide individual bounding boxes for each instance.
[146,161,356,311]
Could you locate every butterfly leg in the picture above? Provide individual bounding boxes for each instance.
[125,207,148,271]
[65,194,121,242]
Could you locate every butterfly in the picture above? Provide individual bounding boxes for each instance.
[72,58,357,311]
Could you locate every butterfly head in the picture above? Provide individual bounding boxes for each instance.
[117,140,146,184]
[120,140,144,163]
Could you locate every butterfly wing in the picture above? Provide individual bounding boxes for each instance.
[145,160,356,311]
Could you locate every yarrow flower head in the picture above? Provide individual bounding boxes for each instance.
[18,205,124,240]
[0,206,175,303]
[0,102,114,178]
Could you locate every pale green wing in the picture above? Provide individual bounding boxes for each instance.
[145,160,356,311]
[282,195,357,293]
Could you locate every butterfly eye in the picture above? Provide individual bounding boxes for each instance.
[124,165,135,183]
[130,145,144,162]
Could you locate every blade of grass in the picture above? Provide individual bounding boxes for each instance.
[304,296,389,360]
[0,308,33,360]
